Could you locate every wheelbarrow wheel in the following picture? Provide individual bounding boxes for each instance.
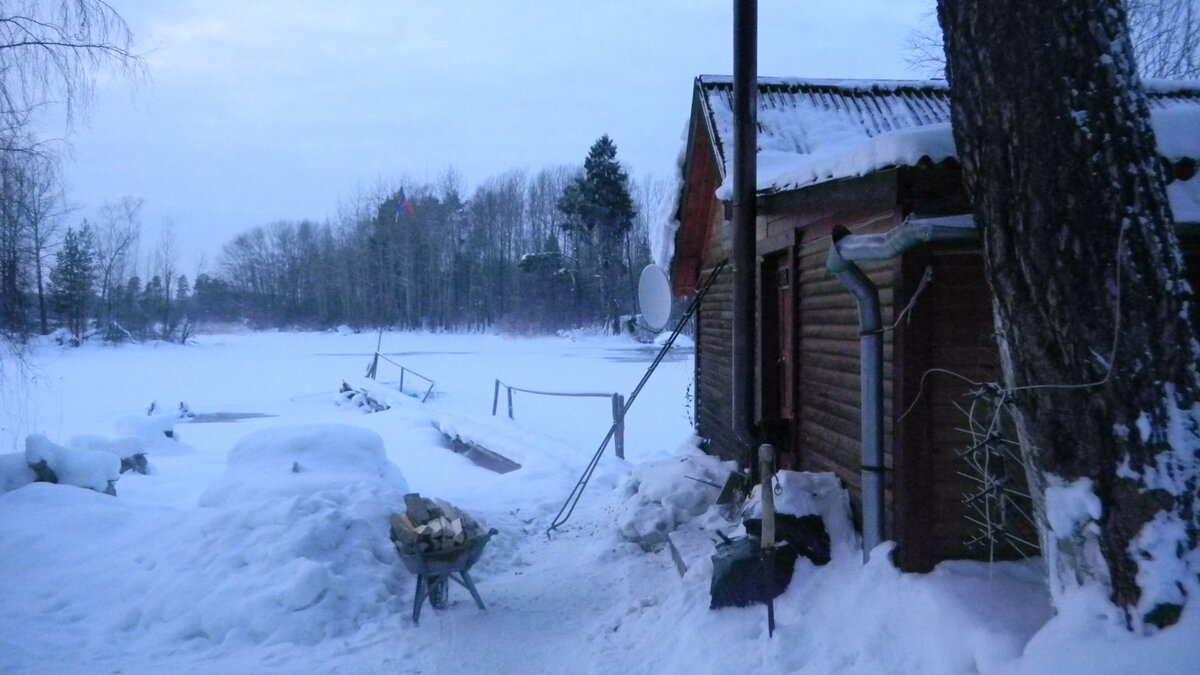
[429,577,449,609]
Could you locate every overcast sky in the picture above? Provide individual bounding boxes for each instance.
[50,0,935,274]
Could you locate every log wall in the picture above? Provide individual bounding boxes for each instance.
[794,218,900,531]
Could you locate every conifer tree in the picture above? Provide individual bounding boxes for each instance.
[558,135,636,333]
[49,224,95,339]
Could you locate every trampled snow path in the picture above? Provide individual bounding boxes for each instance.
[358,512,679,674]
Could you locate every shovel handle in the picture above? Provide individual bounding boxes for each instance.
[759,444,776,549]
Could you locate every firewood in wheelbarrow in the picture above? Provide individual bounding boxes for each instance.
[404,493,431,525]
[389,513,420,548]
[449,517,466,544]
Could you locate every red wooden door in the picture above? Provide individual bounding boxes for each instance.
[776,254,794,419]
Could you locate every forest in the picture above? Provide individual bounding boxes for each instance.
[0,136,662,342]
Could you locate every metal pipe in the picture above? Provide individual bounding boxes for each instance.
[833,215,977,262]
[823,215,978,561]
[826,226,885,562]
[732,0,758,463]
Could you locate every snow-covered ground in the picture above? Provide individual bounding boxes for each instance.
[1,329,1197,674]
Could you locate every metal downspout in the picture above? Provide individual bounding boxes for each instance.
[827,226,886,562]
[824,215,978,562]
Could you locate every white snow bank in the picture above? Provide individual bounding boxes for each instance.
[68,433,149,460]
[655,331,694,349]
[599,474,1050,674]
[434,413,579,478]
[743,469,860,559]
[24,434,119,494]
[1,425,416,661]
[613,446,736,546]
[200,424,409,507]
[335,376,395,412]
[0,453,34,493]
[114,413,194,456]
[1018,581,1200,673]
[0,476,408,657]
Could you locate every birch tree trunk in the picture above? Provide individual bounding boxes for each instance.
[939,0,1200,630]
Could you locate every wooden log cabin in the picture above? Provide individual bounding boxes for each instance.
[670,75,1200,572]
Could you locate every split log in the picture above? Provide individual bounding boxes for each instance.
[391,493,483,553]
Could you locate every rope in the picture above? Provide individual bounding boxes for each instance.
[546,260,728,536]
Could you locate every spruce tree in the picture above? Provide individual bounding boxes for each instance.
[558,135,636,333]
[49,224,96,339]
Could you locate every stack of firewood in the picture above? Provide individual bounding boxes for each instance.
[390,493,483,553]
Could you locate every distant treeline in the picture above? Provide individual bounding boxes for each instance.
[214,165,660,333]
[1,136,666,342]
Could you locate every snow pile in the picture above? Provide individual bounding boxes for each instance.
[24,434,119,495]
[68,434,150,473]
[0,453,34,493]
[199,424,408,506]
[655,331,694,348]
[613,447,736,547]
[434,412,580,482]
[335,378,394,412]
[743,469,860,559]
[1019,582,1200,673]
[0,424,415,665]
[114,412,195,456]
[68,433,149,461]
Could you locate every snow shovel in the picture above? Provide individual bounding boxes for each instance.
[708,444,794,636]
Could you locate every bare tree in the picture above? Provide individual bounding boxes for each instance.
[0,154,28,334]
[940,0,1200,631]
[0,1,140,352]
[1128,0,1200,77]
[16,153,66,335]
[0,0,140,153]
[152,220,179,338]
[912,1,1200,78]
[94,196,142,328]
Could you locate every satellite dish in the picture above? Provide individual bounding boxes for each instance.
[638,264,672,332]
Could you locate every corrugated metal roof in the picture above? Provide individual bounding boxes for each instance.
[696,75,1200,193]
[697,76,954,176]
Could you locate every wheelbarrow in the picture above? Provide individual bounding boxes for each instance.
[394,528,498,625]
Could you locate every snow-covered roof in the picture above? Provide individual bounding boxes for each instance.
[697,75,1200,199]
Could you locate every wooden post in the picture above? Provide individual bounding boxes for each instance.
[492,380,500,416]
[613,394,626,459]
[507,387,514,419]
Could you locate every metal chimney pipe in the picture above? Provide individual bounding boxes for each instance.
[732,0,758,465]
